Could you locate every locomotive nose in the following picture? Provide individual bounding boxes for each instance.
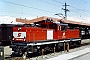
[13,31,26,42]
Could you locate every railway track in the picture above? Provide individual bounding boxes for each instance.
[5,39,90,60]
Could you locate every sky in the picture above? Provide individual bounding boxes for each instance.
[0,0,90,24]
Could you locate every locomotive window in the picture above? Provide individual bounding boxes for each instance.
[40,24,47,28]
[61,25,67,31]
[49,24,57,29]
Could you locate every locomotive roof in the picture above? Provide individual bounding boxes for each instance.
[16,16,90,26]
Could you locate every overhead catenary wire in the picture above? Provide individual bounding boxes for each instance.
[0,0,90,22]
[0,0,89,15]
[81,0,90,5]
[0,0,56,13]
[51,0,90,21]
[51,0,64,4]
[39,0,62,7]
[39,0,90,17]
[69,6,89,14]
[52,0,90,14]
[0,8,38,17]
[50,0,89,20]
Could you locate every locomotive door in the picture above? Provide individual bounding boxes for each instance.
[47,30,53,40]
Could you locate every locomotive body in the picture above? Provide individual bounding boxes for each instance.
[13,26,80,43]
[11,21,81,57]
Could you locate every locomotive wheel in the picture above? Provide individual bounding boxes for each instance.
[56,43,63,51]
[69,41,76,48]
[76,40,81,47]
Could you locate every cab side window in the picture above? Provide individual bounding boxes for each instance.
[61,25,67,31]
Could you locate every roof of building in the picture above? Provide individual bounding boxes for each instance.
[16,16,90,26]
[60,19,90,26]
[16,16,60,24]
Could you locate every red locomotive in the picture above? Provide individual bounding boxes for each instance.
[11,16,81,57]
[13,24,80,43]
